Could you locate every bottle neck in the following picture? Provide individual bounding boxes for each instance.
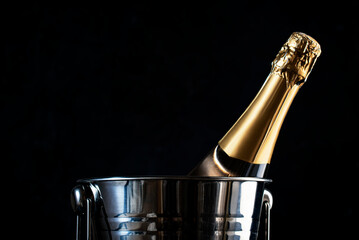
[218,72,302,164]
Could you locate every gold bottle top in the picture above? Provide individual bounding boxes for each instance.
[272,32,321,86]
[218,32,321,165]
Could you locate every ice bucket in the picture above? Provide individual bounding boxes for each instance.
[71,176,272,240]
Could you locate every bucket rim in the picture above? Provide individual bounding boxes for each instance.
[77,176,272,183]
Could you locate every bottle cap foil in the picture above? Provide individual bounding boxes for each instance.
[272,32,321,85]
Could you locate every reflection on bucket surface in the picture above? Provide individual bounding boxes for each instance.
[71,176,272,240]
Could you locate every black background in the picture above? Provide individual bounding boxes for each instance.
[3,1,358,239]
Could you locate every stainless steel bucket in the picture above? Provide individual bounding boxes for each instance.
[71,176,273,240]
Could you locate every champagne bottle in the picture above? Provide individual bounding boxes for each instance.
[189,32,321,177]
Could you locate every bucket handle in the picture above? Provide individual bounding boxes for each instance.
[263,189,273,240]
[71,185,96,240]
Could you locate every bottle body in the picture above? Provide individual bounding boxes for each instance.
[189,32,321,177]
[189,70,294,178]
[189,145,269,177]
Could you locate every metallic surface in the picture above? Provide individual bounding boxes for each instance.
[193,32,321,171]
[71,176,272,240]
[272,32,321,82]
[263,190,273,240]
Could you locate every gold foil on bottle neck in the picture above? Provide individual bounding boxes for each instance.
[218,32,321,165]
[271,32,321,87]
